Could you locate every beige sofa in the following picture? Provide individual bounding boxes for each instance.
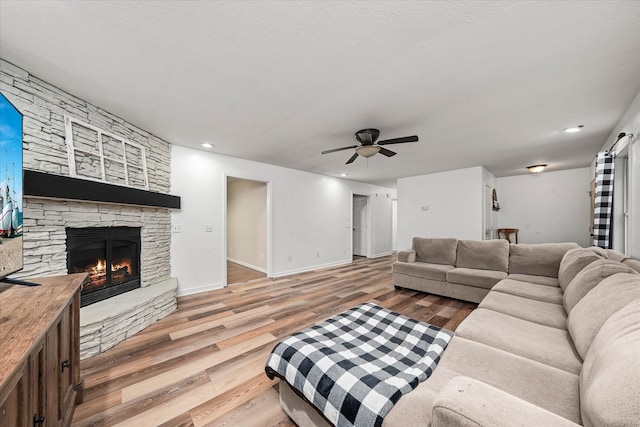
[392,238,581,303]
[278,245,640,427]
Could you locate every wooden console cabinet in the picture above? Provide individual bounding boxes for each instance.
[0,273,86,427]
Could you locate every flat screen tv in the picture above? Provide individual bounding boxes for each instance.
[0,91,24,281]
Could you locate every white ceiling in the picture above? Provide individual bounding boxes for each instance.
[1,1,639,188]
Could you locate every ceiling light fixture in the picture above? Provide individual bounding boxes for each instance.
[340,173,348,177]
[201,142,213,148]
[563,125,584,133]
[355,145,380,158]
[527,164,547,173]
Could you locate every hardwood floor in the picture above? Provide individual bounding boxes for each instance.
[72,255,476,427]
[227,261,267,285]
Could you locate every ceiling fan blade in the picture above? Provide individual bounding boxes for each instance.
[377,135,419,145]
[378,147,397,157]
[322,145,358,155]
[345,153,359,164]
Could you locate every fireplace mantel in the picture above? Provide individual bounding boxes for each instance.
[24,170,181,209]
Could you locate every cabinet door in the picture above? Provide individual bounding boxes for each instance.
[30,343,46,427]
[0,361,30,427]
[58,303,76,425]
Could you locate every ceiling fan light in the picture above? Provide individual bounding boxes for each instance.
[563,125,584,133]
[356,145,380,158]
[527,164,547,173]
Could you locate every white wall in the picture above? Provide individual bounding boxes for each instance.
[600,90,640,258]
[170,145,395,296]
[497,168,591,246]
[397,167,485,250]
[227,178,267,271]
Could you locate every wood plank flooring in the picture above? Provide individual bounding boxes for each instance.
[226,261,267,285]
[72,255,476,427]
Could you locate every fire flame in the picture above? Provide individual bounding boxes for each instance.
[92,259,131,275]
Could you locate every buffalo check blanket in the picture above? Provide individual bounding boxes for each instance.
[265,303,454,427]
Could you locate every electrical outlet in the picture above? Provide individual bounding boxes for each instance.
[172,225,182,233]
[205,224,213,232]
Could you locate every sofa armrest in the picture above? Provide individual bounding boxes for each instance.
[397,250,416,263]
[431,377,580,427]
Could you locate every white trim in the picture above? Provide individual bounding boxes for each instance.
[177,281,225,297]
[223,173,273,287]
[227,257,267,274]
[369,251,393,259]
[272,259,353,278]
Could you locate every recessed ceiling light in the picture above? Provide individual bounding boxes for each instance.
[527,164,547,173]
[340,173,348,177]
[563,125,584,133]
[201,142,214,149]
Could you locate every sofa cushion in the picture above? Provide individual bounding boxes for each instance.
[455,239,509,272]
[397,249,416,263]
[508,242,580,278]
[455,308,582,374]
[479,291,567,330]
[434,337,581,423]
[446,268,507,290]
[413,237,458,265]
[431,377,581,427]
[392,261,454,281]
[568,273,640,360]
[492,279,563,304]
[507,274,559,287]
[623,257,640,273]
[580,300,640,427]
[563,259,637,314]
[558,247,603,291]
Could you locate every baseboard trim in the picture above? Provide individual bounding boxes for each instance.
[272,259,352,278]
[177,281,224,297]
[227,257,267,273]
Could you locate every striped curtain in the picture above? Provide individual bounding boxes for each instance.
[593,152,615,248]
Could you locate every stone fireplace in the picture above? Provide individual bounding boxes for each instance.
[2,58,180,359]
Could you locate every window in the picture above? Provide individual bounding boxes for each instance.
[65,115,149,190]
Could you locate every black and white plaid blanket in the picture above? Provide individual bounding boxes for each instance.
[265,303,454,427]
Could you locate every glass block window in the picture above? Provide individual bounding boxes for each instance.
[65,116,149,190]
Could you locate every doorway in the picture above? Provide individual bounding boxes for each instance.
[225,176,269,285]
[352,194,369,258]
[484,185,495,239]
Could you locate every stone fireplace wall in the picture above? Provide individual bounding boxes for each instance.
[1,59,178,357]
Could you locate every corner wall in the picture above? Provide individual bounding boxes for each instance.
[497,168,591,246]
[396,167,485,250]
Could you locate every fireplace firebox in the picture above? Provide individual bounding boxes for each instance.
[66,227,141,307]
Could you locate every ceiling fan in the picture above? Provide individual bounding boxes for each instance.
[321,128,418,164]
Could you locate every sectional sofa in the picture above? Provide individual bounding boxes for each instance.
[276,240,640,426]
[392,237,582,303]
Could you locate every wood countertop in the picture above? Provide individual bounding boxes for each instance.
[0,273,87,388]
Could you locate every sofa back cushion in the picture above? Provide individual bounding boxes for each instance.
[455,239,509,272]
[623,258,640,273]
[558,247,603,291]
[568,273,640,360]
[412,237,458,265]
[508,242,580,278]
[563,259,637,314]
[580,300,640,427]
[603,249,631,262]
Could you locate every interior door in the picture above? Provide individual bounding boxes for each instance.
[353,195,367,257]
